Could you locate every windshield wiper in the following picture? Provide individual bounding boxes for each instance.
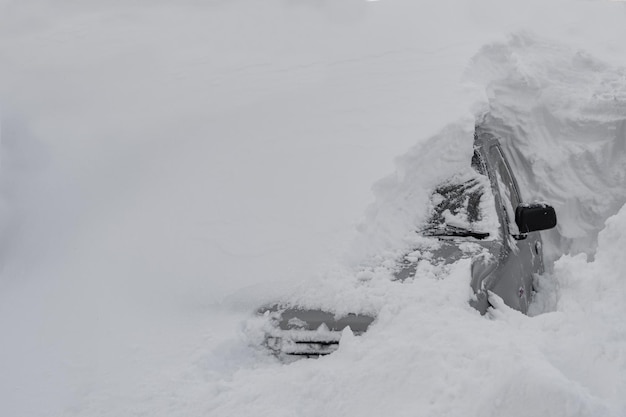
[421,225,490,240]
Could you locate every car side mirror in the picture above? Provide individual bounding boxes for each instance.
[515,204,557,233]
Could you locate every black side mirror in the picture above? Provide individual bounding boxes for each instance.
[515,204,557,233]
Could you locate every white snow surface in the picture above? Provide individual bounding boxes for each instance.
[1,1,626,416]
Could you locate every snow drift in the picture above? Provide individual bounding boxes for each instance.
[467,34,626,259]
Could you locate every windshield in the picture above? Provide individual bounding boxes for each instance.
[422,167,499,240]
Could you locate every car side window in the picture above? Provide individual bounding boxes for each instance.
[490,146,521,235]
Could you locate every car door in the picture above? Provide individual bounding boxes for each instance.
[487,144,539,313]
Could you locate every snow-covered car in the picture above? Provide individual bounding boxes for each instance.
[256,122,557,357]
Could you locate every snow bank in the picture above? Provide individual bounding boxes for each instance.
[545,206,626,416]
[554,202,626,319]
[206,215,626,417]
[214,209,626,417]
[467,33,626,259]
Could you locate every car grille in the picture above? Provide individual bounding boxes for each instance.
[265,331,343,356]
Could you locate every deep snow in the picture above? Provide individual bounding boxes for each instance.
[1,1,626,416]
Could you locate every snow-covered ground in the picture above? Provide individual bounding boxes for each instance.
[1,1,626,416]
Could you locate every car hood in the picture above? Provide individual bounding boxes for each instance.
[394,236,503,281]
[255,236,503,357]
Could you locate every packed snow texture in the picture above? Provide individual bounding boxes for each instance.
[1,1,626,416]
[467,35,626,260]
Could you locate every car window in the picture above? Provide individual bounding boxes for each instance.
[490,146,521,235]
[471,148,488,176]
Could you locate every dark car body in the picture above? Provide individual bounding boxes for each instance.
[256,122,557,357]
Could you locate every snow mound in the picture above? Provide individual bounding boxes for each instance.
[350,121,476,262]
[223,207,626,417]
[555,203,626,317]
[259,121,482,316]
[533,204,626,416]
[467,33,626,259]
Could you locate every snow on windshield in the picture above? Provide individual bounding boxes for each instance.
[424,169,500,240]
